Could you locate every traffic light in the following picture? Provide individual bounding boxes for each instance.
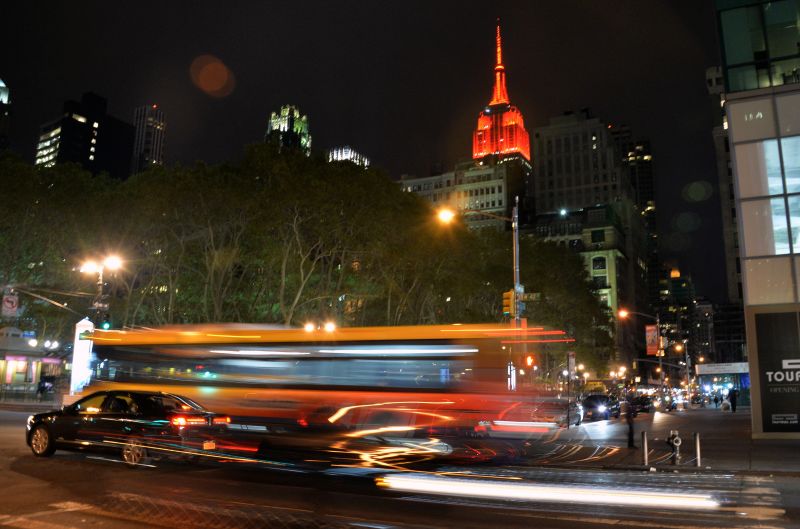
[502,290,516,318]
[526,355,534,367]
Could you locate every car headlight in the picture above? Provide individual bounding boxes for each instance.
[597,405,607,413]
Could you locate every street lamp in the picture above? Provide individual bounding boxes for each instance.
[81,255,123,326]
[437,196,521,325]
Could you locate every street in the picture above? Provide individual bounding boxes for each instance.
[1,407,796,529]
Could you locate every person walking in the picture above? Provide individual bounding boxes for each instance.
[729,388,738,413]
[713,394,720,408]
[623,398,636,448]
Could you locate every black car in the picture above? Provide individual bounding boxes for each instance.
[26,390,229,466]
[581,394,620,421]
[633,395,655,413]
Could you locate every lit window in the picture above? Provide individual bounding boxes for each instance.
[91,138,96,144]
[89,155,94,160]
[90,146,95,152]
[93,122,99,128]
[72,114,87,123]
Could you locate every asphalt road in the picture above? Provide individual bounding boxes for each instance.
[0,409,795,529]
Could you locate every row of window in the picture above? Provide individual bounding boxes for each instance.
[719,0,800,92]
[540,132,602,155]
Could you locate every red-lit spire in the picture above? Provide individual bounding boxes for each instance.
[472,20,530,161]
[491,20,509,105]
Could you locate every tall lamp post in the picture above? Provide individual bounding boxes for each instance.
[617,309,663,387]
[80,255,122,327]
[437,196,521,324]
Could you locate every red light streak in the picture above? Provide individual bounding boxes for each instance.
[501,339,576,344]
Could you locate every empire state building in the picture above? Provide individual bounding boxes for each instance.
[472,23,530,162]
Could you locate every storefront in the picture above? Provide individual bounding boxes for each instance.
[0,327,64,396]
[696,362,750,406]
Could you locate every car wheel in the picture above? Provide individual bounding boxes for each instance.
[121,439,148,467]
[30,425,55,457]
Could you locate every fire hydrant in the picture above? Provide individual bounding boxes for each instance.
[666,429,682,465]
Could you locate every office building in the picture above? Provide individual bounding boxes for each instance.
[707,66,742,303]
[328,146,369,167]
[529,202,646,364]
[532,109,636,214]
[132,104,166,174]
[694,298,716,364]
[265,105,311,155]
[34,92,134,179]
[611,127,659,309]
[0,78,9,151]
[715,0,800,438]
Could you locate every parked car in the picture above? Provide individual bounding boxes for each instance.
[26,390,229,466]
[581,394,620,420]
[556,400,584,427]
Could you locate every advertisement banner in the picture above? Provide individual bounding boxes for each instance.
[755,313,800,433]
[645,324,658,356]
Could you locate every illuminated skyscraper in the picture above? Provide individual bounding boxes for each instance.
[132,104,166,174]
[328,146,369,167]
[472,22,530,162]
[265,105,311,155]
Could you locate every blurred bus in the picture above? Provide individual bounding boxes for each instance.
[80,323,574,446]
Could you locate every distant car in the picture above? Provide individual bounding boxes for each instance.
[633,396,654,413]
[581,394,620,421]
[26,390,229,466]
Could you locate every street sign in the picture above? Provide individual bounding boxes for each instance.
[517,292,541,302]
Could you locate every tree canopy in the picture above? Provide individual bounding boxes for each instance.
[0,145,613,368]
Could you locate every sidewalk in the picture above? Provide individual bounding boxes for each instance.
[0,394,61,413]
[596,407,799,475]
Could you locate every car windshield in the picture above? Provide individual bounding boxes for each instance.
[583,395,609,406]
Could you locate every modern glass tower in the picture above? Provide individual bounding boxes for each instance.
[716,0,800,439]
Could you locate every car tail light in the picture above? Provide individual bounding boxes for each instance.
[212,416,231,425]
[171,415,206,427]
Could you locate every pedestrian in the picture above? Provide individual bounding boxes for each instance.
[624,398,636,448]
[713,394,720,408]
[36,379,46,401]
[729,388,738,413]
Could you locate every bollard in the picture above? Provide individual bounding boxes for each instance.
[641,431,648,466]
[694,432,701,467]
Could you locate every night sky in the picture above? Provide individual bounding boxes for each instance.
[2,1,725,301]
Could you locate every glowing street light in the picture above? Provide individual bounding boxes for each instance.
[617,309,630,319]
[577,363,585,371]
[437,208,456,224]
[323,321,336,332]
[303,322,315,332]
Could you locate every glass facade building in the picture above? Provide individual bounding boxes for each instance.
[729,92,800,305]
[718,0,800,92]
[719,0,800,438]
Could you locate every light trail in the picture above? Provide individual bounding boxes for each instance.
[376,474,720,510]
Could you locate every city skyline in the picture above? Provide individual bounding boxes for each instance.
[1,1,723,299]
